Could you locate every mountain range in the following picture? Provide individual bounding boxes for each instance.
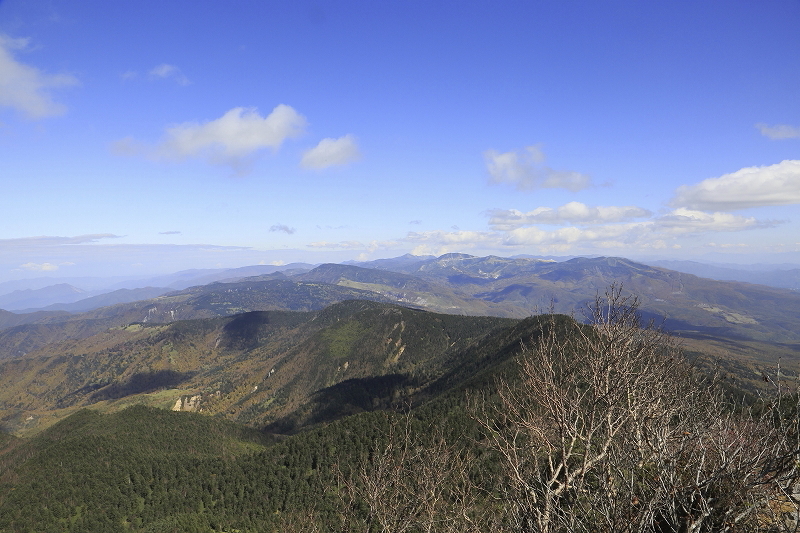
[0,253,798,437]
[1,253,799,531]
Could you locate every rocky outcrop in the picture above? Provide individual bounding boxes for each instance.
[172,394,202,412]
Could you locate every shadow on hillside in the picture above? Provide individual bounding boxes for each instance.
[85,370,196,403]
[221,311,272,350]
[265,374,415,434]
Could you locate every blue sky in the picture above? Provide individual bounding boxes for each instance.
[1,0,799,280]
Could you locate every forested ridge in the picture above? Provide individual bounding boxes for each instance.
[0,290,798,532]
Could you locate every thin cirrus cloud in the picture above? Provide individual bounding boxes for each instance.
[0,34,79,119]
[148,63,190,85]
[671,160,800,211]
[0,234,120,248]
[487,202,651,230]
[484,144,592,192]
[307,240,367,250]
[300,134,361,169]
[121,64,190,85]
[755,123,800,140]
[652,208,768,234]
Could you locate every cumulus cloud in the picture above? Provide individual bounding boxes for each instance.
[269,224,296,235]
[395,204,777,257]
[0,34,78,118]
[300,134,361,169]
[672,160,800,210]
[503,224,642,247]
[397,225,631,256]
[404,230,503,256]
[484,145,592,192]
[159,105,305,159]
[148,63,190,85]
[114,105,307,171]
[488,202,651,230]
[756,123,800,140]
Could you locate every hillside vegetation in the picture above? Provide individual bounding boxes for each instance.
[1,254,798,436]
[0,301,516,435]
[0,289,797,532]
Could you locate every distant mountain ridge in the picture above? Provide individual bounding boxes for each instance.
[1,255,799,361]
[646,259,800,290]
[0,283,87,311]
[19,287,173,313]
[0,263,317,313]
[302,254,800,343]
[0,278,395,360]
[0,253,798,443]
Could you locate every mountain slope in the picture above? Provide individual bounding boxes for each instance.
[298,263,529,317]
[0,301,517,435]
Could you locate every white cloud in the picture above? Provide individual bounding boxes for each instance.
[653,208,768,234]
[19,262,59,271]
[391,203,777,257]
[488,202,651,230]
[484,145,592,192]
[706,242,748,249]
[672,160,800,210]
[148,63,190,85]
[145,105,306,168]
[308,240,368,250]
[504,223,642,247]
[404,230,502,256]
[756,123,800,140]
[0,34,78,118]
[301,134,361,169]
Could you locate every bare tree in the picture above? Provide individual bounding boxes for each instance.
[331,286,798,532]
[335,411,493,533]
[477,285,800,533]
